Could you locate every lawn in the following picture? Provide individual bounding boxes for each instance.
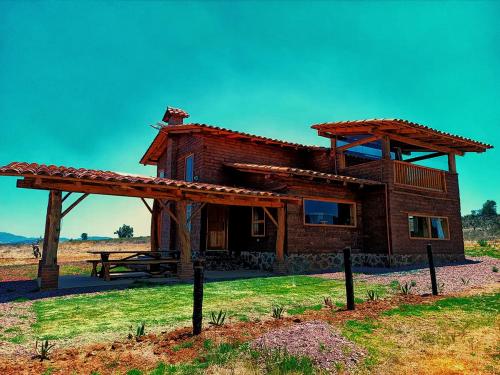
[343,291,500,374]
[464,244,500,258]
[32,275,387,340]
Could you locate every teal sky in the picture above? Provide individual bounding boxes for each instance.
[0,1,498,238]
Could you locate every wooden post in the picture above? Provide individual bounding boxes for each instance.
[381,136,391,160]
[273,205,286,274]
[330,137,338,174]
[427,244,438,295]
[38,190,62,290]
[337,151,346,171]
[177,200,193,279]
[192,258,204,335]
[343,247,355,310]
[150,200,161,252]
[448,153,457,174]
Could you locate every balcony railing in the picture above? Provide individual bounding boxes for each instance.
[394,161,446,192]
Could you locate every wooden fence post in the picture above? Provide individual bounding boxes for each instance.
[192,258,204,335]
[343,247,355,310]
[427,244,438,295]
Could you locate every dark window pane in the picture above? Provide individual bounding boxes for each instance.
[409,215,429,238]
[304,200,354,226]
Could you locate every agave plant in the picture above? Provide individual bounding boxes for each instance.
[366,290,379,301]
[272,305,284,319]
[400,281,414,295]
[209,310,226,326]
[35,339,56,361]
[136,321,146,338]
[323,296,334,309]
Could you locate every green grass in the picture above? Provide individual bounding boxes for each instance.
[342,292,500,374]
[32,275,387,340]
[464,245,499,258]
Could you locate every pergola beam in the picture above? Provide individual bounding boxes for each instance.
[140,197,153,214]
[61,193,89,218]
[262,207,278,227]
[336,136,380,152]
[404,152,445,163]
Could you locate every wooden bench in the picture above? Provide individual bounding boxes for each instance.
[100,258,179,281]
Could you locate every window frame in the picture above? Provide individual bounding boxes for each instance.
[184,153,194,182]
[408,213,450,240]
[251,207,266,237]
[302,197,357,228]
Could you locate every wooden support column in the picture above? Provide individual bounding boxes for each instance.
[330,137,338,174]
[448,153,457,174]
[150,199,161,252]
[273,205,287,274]
[381,136,391,160]
[38,190,62,290]
[176,200,194,279]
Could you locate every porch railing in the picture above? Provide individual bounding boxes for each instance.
[394,161,446,192]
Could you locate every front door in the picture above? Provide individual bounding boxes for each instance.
[206,205,228,250]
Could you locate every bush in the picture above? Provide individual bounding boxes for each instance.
[477,239,488,247]
[34,339,55,361]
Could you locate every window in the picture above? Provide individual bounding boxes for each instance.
[303,199,355,227]
[408,215,449,240]
[251,207,266,237]
[184,154,194,182]
[158,169,165,178]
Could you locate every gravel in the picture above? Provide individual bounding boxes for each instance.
[316,256,500,295]
[252,320,365,371]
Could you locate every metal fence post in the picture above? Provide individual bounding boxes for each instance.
[343,247,355,310]
[427,244,438,295]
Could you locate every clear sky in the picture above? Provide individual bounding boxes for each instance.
[0,1,498,238]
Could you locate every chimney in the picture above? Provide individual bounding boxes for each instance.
[162,106,190,125]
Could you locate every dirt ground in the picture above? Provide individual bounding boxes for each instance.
[0,238,150,266]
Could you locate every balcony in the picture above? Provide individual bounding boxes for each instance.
[394,161,446,192]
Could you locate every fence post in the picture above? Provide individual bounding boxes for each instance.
[192,258,204,335]
[427,244,438,295]
[343,247,355,310]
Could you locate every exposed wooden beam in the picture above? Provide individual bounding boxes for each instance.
[158,200,180,225]
[275,206,286,263]
[404,152,444,163]
[381,136,391,160]
[336,136,380,152]
[448,153,457,174]
[262,207,278,227]
[188,202,207,222]
[373,130,464,156]
[140,197,153,214]
[61,193,89,218]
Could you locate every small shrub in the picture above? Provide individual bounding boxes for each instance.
[493,266,498,273]
[477,239,488,247]
[35,339,56,361]
[209,310,226,326]
[323,296,334,309]
[399,281,414,295]
[461,277,470,286]
[272,305,284,319]
[136,322,146,338]
[366,290,379,301]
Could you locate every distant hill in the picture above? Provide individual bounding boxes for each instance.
[0,232,111,244]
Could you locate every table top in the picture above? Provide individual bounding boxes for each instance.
[87,250,159,254]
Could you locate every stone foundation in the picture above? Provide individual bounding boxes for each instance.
[239,251,465,274]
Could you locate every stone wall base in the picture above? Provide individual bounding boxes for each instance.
[240,251,465,274]
[37,262,59,290]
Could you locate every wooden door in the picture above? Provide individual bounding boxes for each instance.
[206,205,228,250]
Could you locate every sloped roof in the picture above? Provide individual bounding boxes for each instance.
[226,163,382,186]
[140,123,327,165]
[312,118,492,154]
[0,162,300,206]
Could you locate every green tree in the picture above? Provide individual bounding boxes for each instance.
[81,233,88,241]
[114,224,134,238]
[481,200,497,216]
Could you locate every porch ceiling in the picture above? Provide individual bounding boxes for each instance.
[0,162,301,207]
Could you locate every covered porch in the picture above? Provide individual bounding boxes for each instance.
[0,162,300,290]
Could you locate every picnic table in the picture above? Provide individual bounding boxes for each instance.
[87,250,179,281]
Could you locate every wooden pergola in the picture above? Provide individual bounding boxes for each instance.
[311,118,492,174]
[0,162,300,290]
